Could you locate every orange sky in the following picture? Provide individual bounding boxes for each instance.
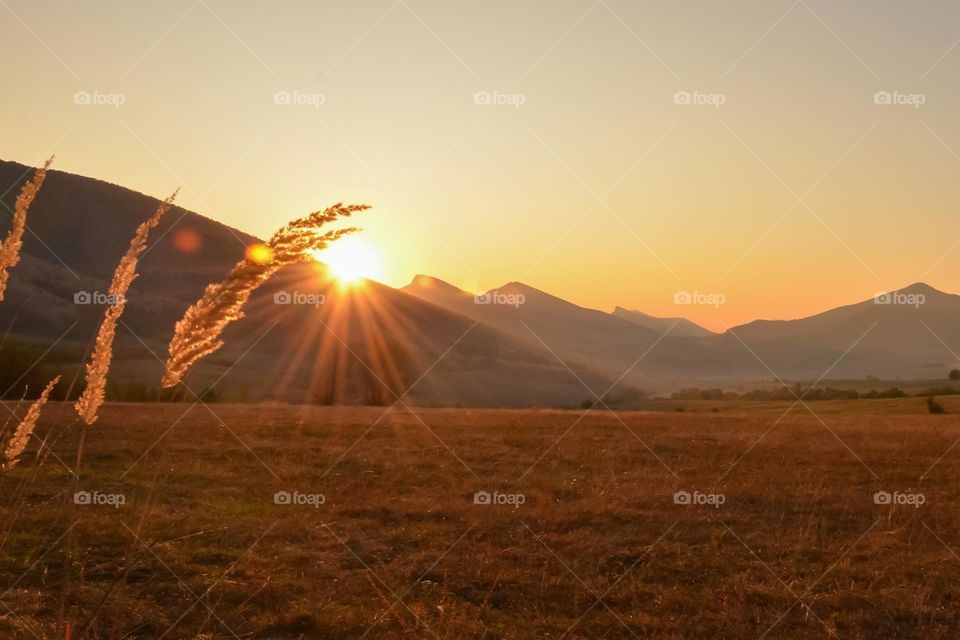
[2,0,960,331]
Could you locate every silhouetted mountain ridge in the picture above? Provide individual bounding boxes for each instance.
[3,158,958,404]
[0,160,625,406]
[612,306,714,338]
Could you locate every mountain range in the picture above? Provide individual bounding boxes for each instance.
[1,158,958,406]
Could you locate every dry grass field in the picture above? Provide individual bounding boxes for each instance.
[2,402,960,638]
[643,393,960,416]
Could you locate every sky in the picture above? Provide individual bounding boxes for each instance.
[2,0,960,331]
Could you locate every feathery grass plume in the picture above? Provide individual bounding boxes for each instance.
[75,191,178,424]
[0,156,54,302]
[162,203,369,388]
[3,375,60,469]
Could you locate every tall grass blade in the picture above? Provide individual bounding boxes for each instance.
[0,156,53,301]
[161,203,368,387]
[75,191,178,424]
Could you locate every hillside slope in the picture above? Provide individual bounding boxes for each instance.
[0,160,622,406]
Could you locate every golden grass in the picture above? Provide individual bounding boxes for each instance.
[74,191,178,425]
[0,157,53,302]
[161,203,368,388]
[1,375,59,469]
[2,403,959,638]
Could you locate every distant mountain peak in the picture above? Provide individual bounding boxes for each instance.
[895,282,943,296]
[866,282,955,306]
[495,281,534,294]
[405,274,467,294]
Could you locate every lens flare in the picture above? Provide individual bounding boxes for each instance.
[245,243,273,264]
[312,239,380,283]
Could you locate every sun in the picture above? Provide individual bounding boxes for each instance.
[312,238,380,283]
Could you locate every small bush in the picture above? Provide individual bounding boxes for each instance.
[927,396,945,414]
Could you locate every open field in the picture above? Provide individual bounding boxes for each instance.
[2,403,960,638]
[640,393,960,416]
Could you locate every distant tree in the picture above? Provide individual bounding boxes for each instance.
[864,387,906,399]
[918,386,960,397]
[927,396,945,414]
[949,369,960,380]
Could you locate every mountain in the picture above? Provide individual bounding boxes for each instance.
[716,282,960,379]
[403,277,960,384]
[3,158,958,402]
[402,277,671,381]
[612,307,714,338]
[0,160,260,343]
[0,160,627,407]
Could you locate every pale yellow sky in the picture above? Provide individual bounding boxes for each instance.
[2,0,960,330]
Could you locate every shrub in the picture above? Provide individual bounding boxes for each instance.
[927,396,945,414]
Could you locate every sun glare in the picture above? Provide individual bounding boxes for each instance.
[313,239,380,283]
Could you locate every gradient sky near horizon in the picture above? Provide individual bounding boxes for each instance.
[2,0,960,331]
